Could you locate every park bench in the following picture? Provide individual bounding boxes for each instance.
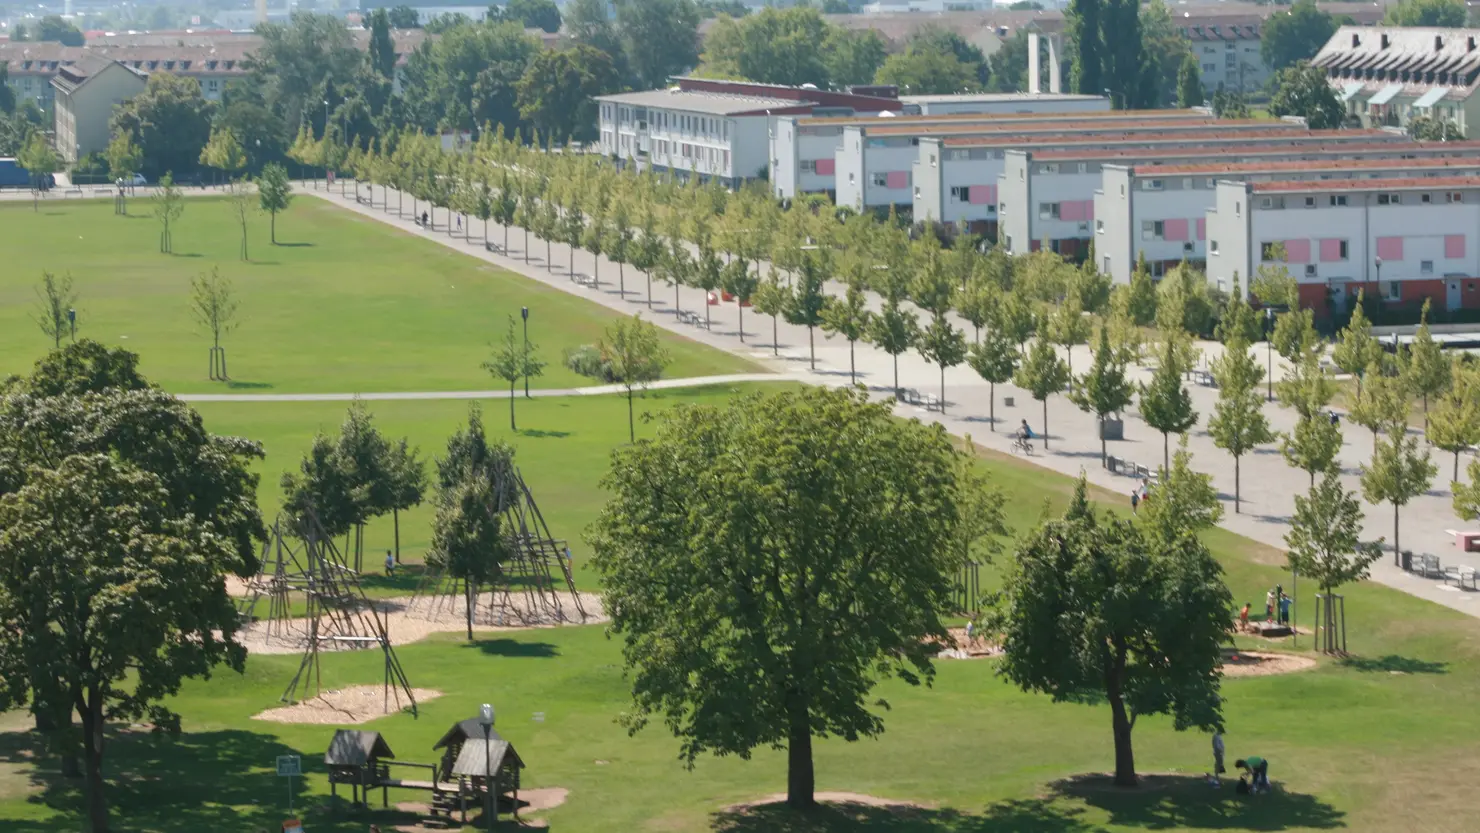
[485,241,504,255]
[1410,553,1442,579]
[923,392,941,411]
[1444,565,1478,591]
[676,309,701,326]
[1445,529,1480,553]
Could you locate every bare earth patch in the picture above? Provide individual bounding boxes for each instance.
[723,791,929,813]
[932,627,1002,660]
[388,788,567,830]
[236,591,607,655]
[1221,650,1317,678]
[252,685,444,725]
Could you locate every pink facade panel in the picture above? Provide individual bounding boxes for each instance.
[1376,236,1404,261]
[1084,200,1094,222]
[1446,234,1466,259]
[968,185,995,205]
[1283,239,1311,263]
[1319,239,1344,262]
[1163,219,1189,242]
[1060,201,1086,222]
[885,171,908,189]
[813,159,835,176]
[1195,218,1206,241]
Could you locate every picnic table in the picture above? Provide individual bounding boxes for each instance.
[1446,529,1480,553]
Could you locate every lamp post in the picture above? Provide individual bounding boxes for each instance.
[480,703,495,829]
[1264,306,1274,401]
[322,99,331,190]
[67,308,76,343]
[521,306,530,398]
[1375,256,1383,289]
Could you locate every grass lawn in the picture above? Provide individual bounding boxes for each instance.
[188,382,788,592]
[4,399,1480,832]
[0,198,757,393]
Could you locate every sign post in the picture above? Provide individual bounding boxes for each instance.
[276,754,302,814]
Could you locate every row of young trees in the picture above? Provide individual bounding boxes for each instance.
[333,127,1478,539]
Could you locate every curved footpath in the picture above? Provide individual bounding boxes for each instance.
[178,373,783,402]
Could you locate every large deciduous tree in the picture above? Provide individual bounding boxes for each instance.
[602,314,671,443]
[1261,0,1338,72]
[110,73,213,180]
[1207,335,1273,513]
[1361,430,1436,566]
[1139,338,1198,472]
[257,162,294,245]
[617,0,702,90]
[591,386,980,808]
[1270,61,1344,129]
[482,315,545,431]
[517,45,620,145]
[1015,337,1070,449]
[1071,327,1133,464]
[994,476,1230,788]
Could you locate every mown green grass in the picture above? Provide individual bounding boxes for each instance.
[3,410,1479,833]
[0,198,757,393]
[188,383,788,591]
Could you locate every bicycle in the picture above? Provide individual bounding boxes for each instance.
[1011,435,1034,455]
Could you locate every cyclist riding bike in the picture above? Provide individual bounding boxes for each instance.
[1013,420,1035,454]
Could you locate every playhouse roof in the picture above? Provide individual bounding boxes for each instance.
[324,730,395,766]
[434,716,510,750]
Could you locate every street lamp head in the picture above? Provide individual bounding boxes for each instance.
[521,306,529,320]
[67,307,76,323]
[479,703,494,725]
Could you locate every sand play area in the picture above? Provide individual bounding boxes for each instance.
[1220,650,1317,678]
[233,589,606,655]
[252,685,445,725]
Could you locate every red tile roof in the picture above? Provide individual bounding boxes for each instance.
[1251,175,1480,193]
[1146,155,1480,176]
[938,128,1361,149]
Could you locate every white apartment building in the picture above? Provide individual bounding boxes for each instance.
[770,107,1192,200]
[917,128,1399,239]
[1314,26,1480,134]
[896,92,1107,116]
[1097,148,1480,284]
[1204,176,1480,316]
[51,56,147,163]
[596,90,808,186]
[1186,15,1269,95]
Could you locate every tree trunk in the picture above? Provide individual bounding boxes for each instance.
[675,284,681,316]
[393,508,401,562]
[808,326,815,370]
[849,340,856,384]
[619,262,626,296]
[990,382,996,429]
[1456,451,1462,484]
[1234,455,1241,514]
[524,227,529,263]
[1108,690,1137,788]
[546,239,552,272]
[1163,432,1170,474]
[1393,501,1401,566]
[626,388,636,443]
[772,316,779,356]
[939,364,946,414]
[509,381,517,431]
[646,271,653,309]
[1101,431,1107,465]
[738,302,744,342]
[893,354,900,396]
[786,710,815,809]
[465,581,474,641]
[81,691,109,833]
[1043,399,1050,449]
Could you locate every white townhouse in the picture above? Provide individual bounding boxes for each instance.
[1204,176,1480,318]
[1314,26,1480,135]
[1096,147,1480,284]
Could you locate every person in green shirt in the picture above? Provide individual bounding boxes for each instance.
[1235,756,1269,793]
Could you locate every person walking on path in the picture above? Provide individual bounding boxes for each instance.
[384,550,396,577]
[1212,731,1226,786]
[1131,489,1140,513]
[1235,756,1270,793]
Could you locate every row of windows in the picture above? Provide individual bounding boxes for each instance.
[1258,192,1464,209]
[1327,66,1480,87]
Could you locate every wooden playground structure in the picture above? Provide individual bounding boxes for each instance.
[237,510,419,716]
[324,718,525,826]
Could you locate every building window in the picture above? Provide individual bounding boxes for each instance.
[1305,264,1318,277]
[871,172,888,187]
[1235,201,1242,217]
[1040,202,1061,219]
[1388,281,1401,300]
[1142,179,1164,191]
[1421,193,1432,204]
[848,173,855,184]
[1421,260,1434,275]
[914,186,921,198]
[1377,193,1401,205]
[929,153,937,167]
[1448,192,1464,203]
[1260,242,1280,260]
[1096,219,1105,233]
[949,186,968,202]
[1142,220,1165,240]
[1210,240,1219,255]
[1040,163,1058,174]
[1305,196,1316,208]
[1329,195,1348,206]
[1339,240,1350,260]
[1104,256,1111,273]
[1203,63,1216,72]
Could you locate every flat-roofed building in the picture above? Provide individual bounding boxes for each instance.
[1204,176,1480,317]
[1097,148,1480,284]
[897,92,1108,115]
[772,108,1210,200]
[915,128,1405,242]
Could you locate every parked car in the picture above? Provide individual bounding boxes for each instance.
[127,173,148,186]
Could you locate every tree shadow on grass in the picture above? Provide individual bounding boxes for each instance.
[224,379,274,390]
[711,798,1099,833]
[0,726,345,833]
[1338,654,1448,674]
[1050,773,1344,831]
[519,428,572,439]
[462,638,560,658]
[276,242,315,248]
[360,566,429,595]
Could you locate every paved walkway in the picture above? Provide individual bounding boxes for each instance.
[178,373,784,402]
[233,183,1480,617]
